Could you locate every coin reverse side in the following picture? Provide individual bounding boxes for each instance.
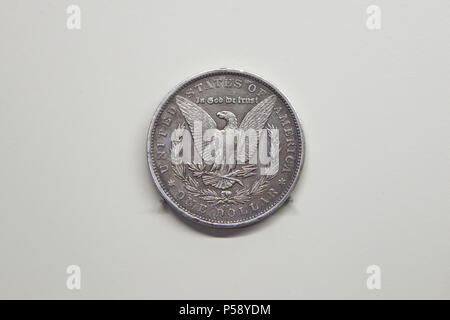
[147,69,304,228]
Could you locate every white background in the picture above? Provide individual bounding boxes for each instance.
[0,0,449,299]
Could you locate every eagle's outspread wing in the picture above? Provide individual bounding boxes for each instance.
[175,95,217,163]
[237,95,276,162]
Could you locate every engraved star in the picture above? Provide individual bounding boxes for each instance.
[167,178,175,187]
[278,177,286,185]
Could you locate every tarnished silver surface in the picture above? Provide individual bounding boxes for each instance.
[147,69,305,228]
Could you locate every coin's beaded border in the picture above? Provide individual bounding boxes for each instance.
[149,70,304,226]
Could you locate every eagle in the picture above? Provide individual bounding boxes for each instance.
[175,94,276,189]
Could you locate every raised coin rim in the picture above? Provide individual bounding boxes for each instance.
[147,68,305,228]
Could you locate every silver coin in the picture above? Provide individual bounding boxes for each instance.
[147,69,305,228]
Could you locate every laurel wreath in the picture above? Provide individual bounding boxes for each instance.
[171,122,280,205]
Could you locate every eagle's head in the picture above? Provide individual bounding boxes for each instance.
[216,111,238,129]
